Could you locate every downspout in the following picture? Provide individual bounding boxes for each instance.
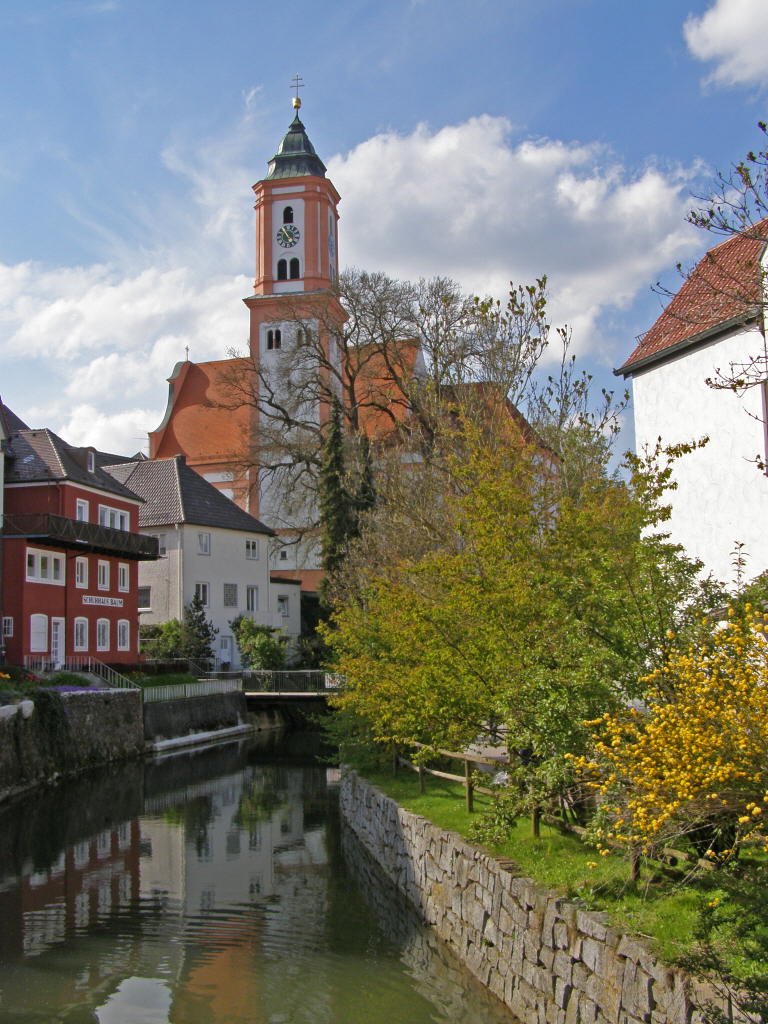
[176,522,183,619]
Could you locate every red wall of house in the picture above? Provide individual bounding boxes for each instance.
[2,483,142,667]
[5,482,138,527]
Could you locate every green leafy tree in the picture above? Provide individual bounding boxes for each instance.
[325,428,715,813]
[230,616,286,670]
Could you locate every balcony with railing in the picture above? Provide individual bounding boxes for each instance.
[2,514,159,560]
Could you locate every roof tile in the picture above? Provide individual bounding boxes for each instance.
[620,220,768,374]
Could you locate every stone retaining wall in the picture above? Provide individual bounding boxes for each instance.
[143,691,248,742]
[0,690,144,803]
[340,771,728,1024]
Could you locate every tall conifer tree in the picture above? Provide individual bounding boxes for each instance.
[319,396,352,580]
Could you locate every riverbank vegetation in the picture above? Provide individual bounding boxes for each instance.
[316,278,768,1020]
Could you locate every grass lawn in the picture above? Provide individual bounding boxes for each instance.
[361,768,745,966]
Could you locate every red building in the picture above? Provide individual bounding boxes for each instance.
[0,402,157,668]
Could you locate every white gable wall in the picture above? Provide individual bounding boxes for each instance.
[139,523,299,668]
[631,323,768,584]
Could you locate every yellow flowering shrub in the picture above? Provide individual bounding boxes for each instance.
[578,608,768,860]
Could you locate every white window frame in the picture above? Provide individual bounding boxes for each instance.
[138,586,151,610]
[198,532,211,556]
[96,618,110,652]
[98,505,129,531]
[117,619,130,652]
[26,548,65,586]
[277,595,289,618]
[97,560,110,591]
[246,586,258,613]
[195,582,210,606]
[74,618,88,652]
[30,613,48,653]
[75,499,89,522]
[246,538,259,560]
[87,451,95,473]
[2,616,13,638]
[75,557,88,589]
[118,563,129,593]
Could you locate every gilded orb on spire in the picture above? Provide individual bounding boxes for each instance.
[291,73,304,110]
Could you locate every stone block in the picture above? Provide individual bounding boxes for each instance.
[540,945,555,970]
[543,897,566,945]
[524,929,541,963]
[572,960,589,991]
[553,921,570,949]
[577,909,610,942]
[581,936,605,975]
[555,978,574,1011]
[510,876,539,909]
[553,949,573,986]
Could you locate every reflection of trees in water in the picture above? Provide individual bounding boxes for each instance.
[339,823,519,1024]
[234,767,288,829]
[0,760,144,878]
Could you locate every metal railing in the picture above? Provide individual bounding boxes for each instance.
[23,655,136,689]
[142,677,244,703]
[242,670,337,693]
[63,656,136,689]
[3,513,158,560]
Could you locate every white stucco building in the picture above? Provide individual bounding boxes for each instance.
[104,455,301,667]
[618,223,768,584]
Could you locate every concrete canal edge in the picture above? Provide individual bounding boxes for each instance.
[339,770,731,1024]
[0,690,145,803]
[0,689,291,804]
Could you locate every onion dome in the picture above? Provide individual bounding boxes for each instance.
[266,106,327,180]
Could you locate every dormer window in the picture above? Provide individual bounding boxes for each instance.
[277,259,288,281]
[266,329,282,352]
[87,450,95,473]
[283,206,293,224]
[289,258,300,280]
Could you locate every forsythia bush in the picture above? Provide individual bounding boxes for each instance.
[579,608,768,860]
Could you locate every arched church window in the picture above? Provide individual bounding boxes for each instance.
[274,329,281,350]
[266,329,282,351]
[283,206,293,224]
[289,258,300,280]
[277,259,287,281]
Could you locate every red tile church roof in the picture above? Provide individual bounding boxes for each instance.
[619,219,768,376]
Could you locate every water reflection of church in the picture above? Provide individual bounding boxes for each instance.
[0,753,329,1021]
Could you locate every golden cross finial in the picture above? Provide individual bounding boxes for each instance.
[291,73,304,109]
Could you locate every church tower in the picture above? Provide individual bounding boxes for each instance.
[244,93,345,373]
[148,90,343,589]
[243,92,347,579]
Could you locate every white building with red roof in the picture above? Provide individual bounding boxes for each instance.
[617,222,768,583]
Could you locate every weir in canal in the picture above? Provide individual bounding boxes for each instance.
[0,731,520,1023]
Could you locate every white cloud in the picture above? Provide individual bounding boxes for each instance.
[1,112,705,453]
[329,116,700,356]
[56,405,158,456]
[684,0,768,88]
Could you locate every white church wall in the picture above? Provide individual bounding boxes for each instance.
[632,324,768,584]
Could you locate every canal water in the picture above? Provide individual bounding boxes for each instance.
[0,732,519,1023]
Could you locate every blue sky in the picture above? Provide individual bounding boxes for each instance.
[0,0,766,453]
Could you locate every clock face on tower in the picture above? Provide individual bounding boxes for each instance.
[276,224,300,248]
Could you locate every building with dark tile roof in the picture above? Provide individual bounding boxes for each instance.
[103,456,299,668]
[0,400,157,668]
[617,222,768,582]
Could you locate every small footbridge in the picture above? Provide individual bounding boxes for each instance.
[242,670,338,713]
